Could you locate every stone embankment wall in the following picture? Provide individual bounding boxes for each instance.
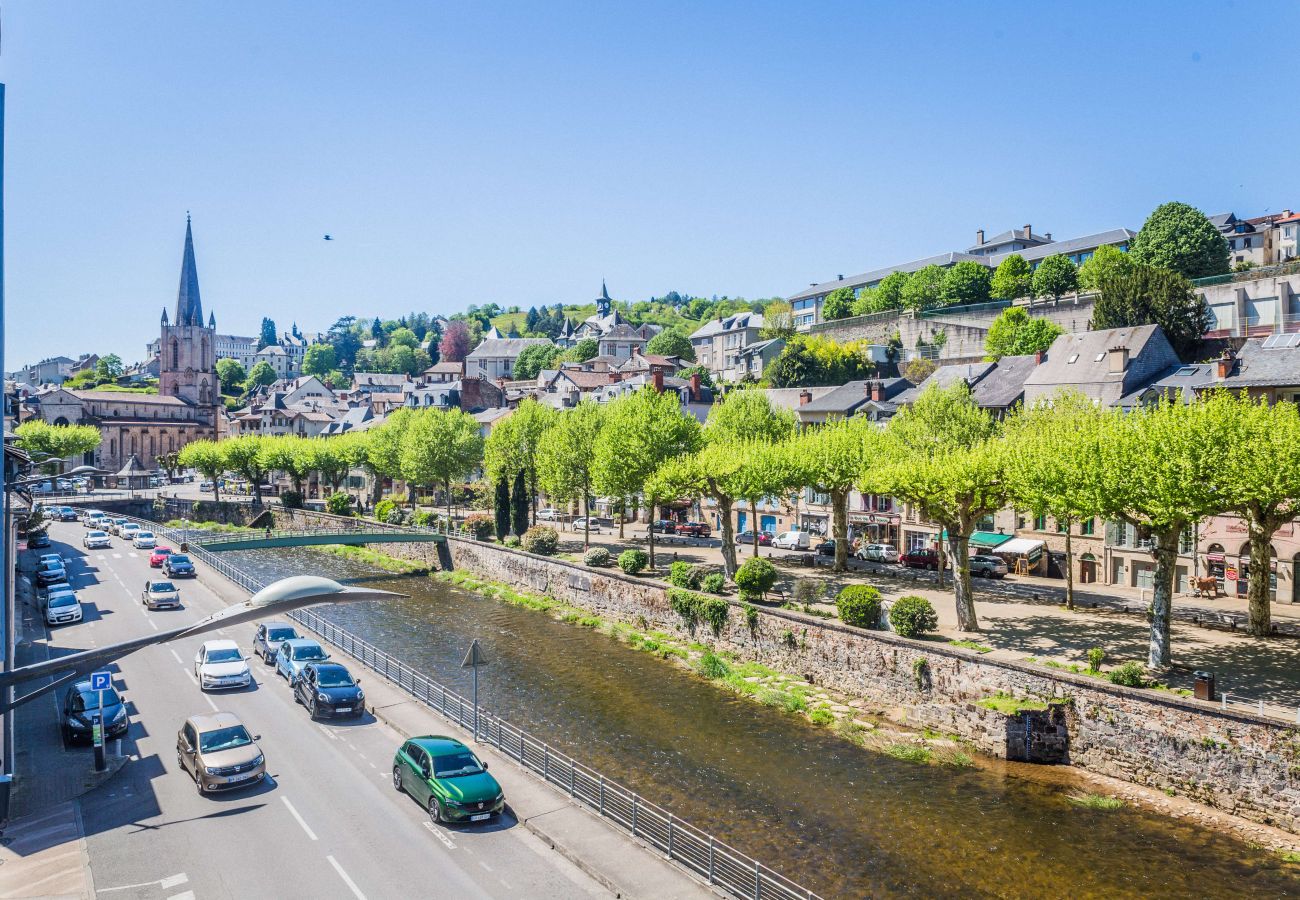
[444,537,1300,834]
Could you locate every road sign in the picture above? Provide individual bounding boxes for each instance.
[89,670,111,692]
[460,640,488,668]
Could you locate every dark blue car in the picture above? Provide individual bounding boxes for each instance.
[163,554,196,578]
[292,662,364,719]
[62,678,129,745]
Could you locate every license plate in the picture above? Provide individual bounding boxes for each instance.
[470,813,490,821]
[335,707,351,713]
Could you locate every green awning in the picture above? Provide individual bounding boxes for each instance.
[945,530,1014,548]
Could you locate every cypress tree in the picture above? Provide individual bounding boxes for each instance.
[494,476,511,541]
[510,470,528,537]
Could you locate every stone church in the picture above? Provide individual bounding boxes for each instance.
[36,218,220,471]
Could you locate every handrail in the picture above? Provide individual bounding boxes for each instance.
[192,527,445,545]
[80,506,822,900]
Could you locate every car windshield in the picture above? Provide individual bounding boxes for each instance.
[204,647,242,663]
[49,594,78,608]
[169,556,191,565]
[72,688,120,711]
[89,531,106,538]
[292,644,326,661]
[315,668,354,688]
[151,582,176,593]
[268,628,298,642]
[41,561,63,571]
[433,751,484,778]
[136,532,154,540]
[198,725,252,753]
[154,548,172,555]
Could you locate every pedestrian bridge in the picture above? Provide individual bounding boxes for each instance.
[192,527,446,552]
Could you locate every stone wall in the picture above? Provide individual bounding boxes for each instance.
[445,536,1300,834]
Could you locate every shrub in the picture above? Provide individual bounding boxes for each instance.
[890,595,938,638]
[583,547,610,567]
[668,560,698,589]
[503,535,521,548]
[324,492,352,516]
[618,549,649,575]
[385,506,410,525]
[522,525,559,556]
[668,589,730,636]
[1108,661,1147,688]
[412,510,437,527]
[809,708,834,726]
[696,651,731,679]
[280,490,305,510]
[464,513,494,541]
[743,602,759,635]
[836,585,883,629]
[1086,646,1105,674]
[793,579,821,604]
[373,498,396,523]
[702,573,726,595]
[735,557,777,600]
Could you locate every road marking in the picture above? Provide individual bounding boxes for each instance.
[478,860,493,873]
[316,724,339,742]
[160,874,190,890]
[112,553,122,559]
[169,649,183,664]
[96,554,106,561]
[128,552,138,558]
[166,892,195,900]
[327,855,368,900]
[281,796,318,841]
[499,878,513,891]
[97,873,189,893]
[424,820,456,849]
[147,618,158,631]
[203,693,218,712]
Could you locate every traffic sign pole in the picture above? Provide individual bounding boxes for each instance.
[90,670,110,772]
[460,640,488,742]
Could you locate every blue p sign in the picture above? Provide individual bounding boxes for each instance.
[89,671,111,692]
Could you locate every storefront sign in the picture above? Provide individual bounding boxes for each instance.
[1225,566,1238,581]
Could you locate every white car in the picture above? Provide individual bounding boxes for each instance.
[571,517,599,532]
[82,510,106,528]
[142,579,181,610]
[132,531,157,549]
[536,508,562,521]
[37,553,63,567]
[107,519,129,535]
[45,590,83,626]
[773,530,811,551]
[119,523,142,541]
[857,543,900,563]
[194,640,251,691]
[83,530,111,550]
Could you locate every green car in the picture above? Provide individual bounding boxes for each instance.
[392,736,505,824]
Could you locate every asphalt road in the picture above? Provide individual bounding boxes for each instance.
[35,521,608,900]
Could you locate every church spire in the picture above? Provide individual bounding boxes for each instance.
[161,307,169,326]
[175,215,203,326]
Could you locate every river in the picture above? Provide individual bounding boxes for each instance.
[231,547,1300,897]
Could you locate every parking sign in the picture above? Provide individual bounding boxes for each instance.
[89,670,111,692]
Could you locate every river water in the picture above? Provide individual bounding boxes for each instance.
[233,547,1300,897]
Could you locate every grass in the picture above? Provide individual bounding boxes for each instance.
[977,693,1050,715]
[162,520,255,533]
[1067,792,1125,810]
[316,544,428,574]
[1278,850,1300,865]
[885,744,932,764]
[81,382,159,393]
[948,639,994,654]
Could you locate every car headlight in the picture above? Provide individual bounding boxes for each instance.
[444,799,464,808]
[252,753,264,766]
[205,766,220,775]
[66,716,86,729]
[356,690,364,700]
[317,692,329,703]
[111,706,127,722]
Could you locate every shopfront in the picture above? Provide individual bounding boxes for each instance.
[850,512,900,550]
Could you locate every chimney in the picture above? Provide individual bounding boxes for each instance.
[1107,346,1129,374]
[689,371,702,402]
[1023,224,1033,239]
[870,380,883,402]
[798,389,812,406]
[652,369,664,393]
[1034,349,1045,365]
[1044,232,1052,241]
[976,229,985,246]
[632,345,641,356]
[1216,350,1236,380]
[608,371,620,383]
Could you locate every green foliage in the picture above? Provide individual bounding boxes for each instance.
[521,525,559,555]
[1068,793,1125,810]
[705,389,797,444]
[503,535,521,548]
[940,261,992,306]
[677,365,715,390]
[983,307,1064,360]
[735,556,777,599]
[695,651,731,679]
[512,343,564,380]
[1031,254,1078,301]
[593,387,703,521]
[900,264,946,311]
[821,286,857,320]
[562,337,599,362]
[94,353,124,382]
[765,335,875,388]
[1091,264,1210,360]
[1086,646,1105,674]
[991,254,1032,301]
[836,585,883,628]
[809,708,835,726]
[401,408,485,515]
[668,560,703,589]
[216,358,247,393]
[412,510,437,527]
[465,513,495,540]
[536,401,604,546]
[901,357,936,383]
[646,329,695,361]
[854,271,909,315]
[618,548,649,575]
[258,317,278,349]
[889,595,938,637]
[977,692,1049,715]
[278,490,304,509]
[493,477,511,541]
[886,744,932,763]
[703,573,727,595]
[1108,661,1147,687]
[14,421,102,462]
[245,360,277,390]
[583,546,610,566]
[373,498,396,523]
[323,492,351,516]
[668,589,730,636]
[1077,244,1133,291]
[1129,201,1230,279]
[510,470,527,537]
[301,344,338,378]
[912,657,929,689]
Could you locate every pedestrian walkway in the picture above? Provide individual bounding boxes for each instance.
[0,802,94,899]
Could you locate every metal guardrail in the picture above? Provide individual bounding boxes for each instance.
[193,527,445,546]
[289,607,820,900]
[71,507,820,900]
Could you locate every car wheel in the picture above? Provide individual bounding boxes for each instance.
[309,701,319,720]
[194,769,204,794]
[393,765,404,794]
[428,796,443,823]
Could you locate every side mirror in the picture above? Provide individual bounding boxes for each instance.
[253,734,262,741]
[355,678,361,685]
[482,762,489,770]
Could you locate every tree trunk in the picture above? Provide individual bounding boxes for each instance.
[252,477,263,507]
[212,476,221,504]
[935,538,946,589]
[583,489,591,552]
[945,530,979,631]
[832,488,849,573]
[717,496,738,578]
[1147,526,1180,668]
[648,504,657,571]
[445,478,453,526]
[751,500,760,557]
[370,470,384,504]
[1246,513,1276,638]
[1063,519,1075,611]
[618,498,625,539]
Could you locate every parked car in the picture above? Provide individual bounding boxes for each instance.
[28,530,51,549]
[293,662,365,719]
[83,530,111,550]
[149,547,174,567]
[176,712,265,794]
[734,530,773,546]
[570,517,599,533]
[773,530,811,551]
[57,506,78,522]
[120,523,142,541]
[142,579,181,610]
[677,522,711,538]
[275,638,330,685]
[535,508,562,522]
[970,554,1009,579]
[814,539,836,557]
[253,621,301,664]
[650,520,677,534]
[392,735,505,824]
[857,543,900,563]
[900,548,940,570]
[194,639,251,691]
[35,559,67,587]
[163,554,196,578]
[62,678,128,746]
[43,582,76,609]
[37,552,64,568]
[45,590,83,626]
[82,510,107,528]
[132,531,157,550]
[199,481,214,493]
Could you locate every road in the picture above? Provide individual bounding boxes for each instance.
[32,521,608,900]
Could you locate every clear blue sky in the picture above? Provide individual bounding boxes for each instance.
[4,1,1298,366]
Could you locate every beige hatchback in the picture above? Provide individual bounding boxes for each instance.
[176,712,266,794]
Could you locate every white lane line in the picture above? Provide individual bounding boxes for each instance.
[169,649,183,664]
[281,797,318,841]
[97,872,189,893]
[111,553,122,559]
[367,761,376,769]
[147,618,158,631]
[477,860,493,873]
[160,874,190,890]
[316,724,339,742]
[499,878,513,891]
[203,693,218,712]
[423,820,456,849]
[326,855,368,900]
[166,892,195,900]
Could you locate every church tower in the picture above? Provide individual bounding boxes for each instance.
[159,216,217,411]
[596,280,612,318]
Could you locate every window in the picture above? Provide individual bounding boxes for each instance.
[1179,526,1195,555]
[1080,517,1095,536]
[1033,514,1047,531]
[1057,519,1068,533]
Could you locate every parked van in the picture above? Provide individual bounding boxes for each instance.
[773,530,811,551]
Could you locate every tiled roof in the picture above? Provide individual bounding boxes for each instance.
[688,312,764,339]
[798,378,911,414]
[1023,325,1166,388]
[1218,338,1300,388]
[466,338,552,358]
[70,390,189,405]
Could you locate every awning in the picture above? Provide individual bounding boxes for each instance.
[1205,552,1225,563]
[994,537,1045,562]
[971,531,1013,548]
